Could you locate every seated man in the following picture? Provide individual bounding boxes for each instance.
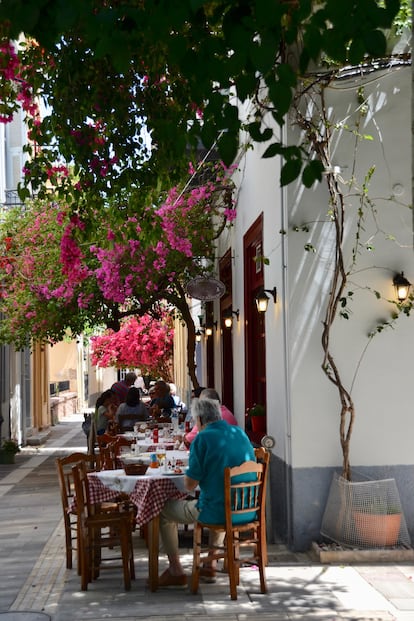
[111,372,137,404]
[148,380,175,419]
[158,397,255,587]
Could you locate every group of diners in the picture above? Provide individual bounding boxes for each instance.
[85,375,268,593]
[93,373,180,437]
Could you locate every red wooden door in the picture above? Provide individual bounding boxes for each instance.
[243,215,266,412]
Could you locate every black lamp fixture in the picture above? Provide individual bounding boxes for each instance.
[195,329,204,343]
[255,287,277,313]
[205,321,218,337]
[393,271,411,303]
[223,308,240,328]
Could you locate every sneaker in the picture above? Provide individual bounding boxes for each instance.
[158,569,188,589]
[199,567,216,583]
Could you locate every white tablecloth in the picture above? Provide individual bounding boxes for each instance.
[96,466,188,494]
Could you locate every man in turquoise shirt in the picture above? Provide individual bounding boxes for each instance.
[158,397,255,588]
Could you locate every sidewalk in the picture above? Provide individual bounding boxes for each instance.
[1,415,414,621]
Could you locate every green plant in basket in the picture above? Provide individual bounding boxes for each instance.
[249,404,265,417]
[1,439,20,454]
[364,498,402,515]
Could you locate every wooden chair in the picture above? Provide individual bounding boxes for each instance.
[191,460,267,600]
[99,441,119,470]
[55,452,102,572]
[254,447,270,566]
[72,461,136,591]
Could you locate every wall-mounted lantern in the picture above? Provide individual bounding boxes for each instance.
[255,287,277,313]
[393,272,411,303]
[205,321,217,337]
[223,308,240,329]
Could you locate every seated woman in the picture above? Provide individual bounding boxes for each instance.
[116,386,149,430]
[96,389,119,435]
[88,389,119,453]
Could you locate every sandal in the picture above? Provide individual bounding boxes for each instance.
[158,569,188,589]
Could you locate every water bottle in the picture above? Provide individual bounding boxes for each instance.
[171,408,179,435]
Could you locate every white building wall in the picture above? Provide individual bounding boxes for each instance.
[223,65,413,550]
[287,67,413,470]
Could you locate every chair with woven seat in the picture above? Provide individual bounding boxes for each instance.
[191,460,267,600]
[72,461,136,591]
[55,452,102,572]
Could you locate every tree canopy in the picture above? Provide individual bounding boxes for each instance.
[0,0,406,380]
[0,0,402,200]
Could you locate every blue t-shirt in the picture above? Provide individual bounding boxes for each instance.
[186,419,256,525]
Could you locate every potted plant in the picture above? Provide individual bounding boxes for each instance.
[0,438,20,464]
[353,499,402,548]
[248,404,266,433]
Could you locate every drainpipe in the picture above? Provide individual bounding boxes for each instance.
[280,123,294,547]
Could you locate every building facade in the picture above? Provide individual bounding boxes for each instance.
[191,64,413,550]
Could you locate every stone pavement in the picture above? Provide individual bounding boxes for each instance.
[1,415,414,621]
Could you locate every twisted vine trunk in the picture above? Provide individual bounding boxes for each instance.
[294,89,355,481]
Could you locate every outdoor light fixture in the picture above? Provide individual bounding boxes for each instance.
[255,287,277,313]
[393,272,411,303]
[205,321,217,336]
[223,308,240,328]
[195,329,203,343]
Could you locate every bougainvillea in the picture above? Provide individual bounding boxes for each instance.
[90,314,174,379]
[0,1,402,201]
[0,160,236,382]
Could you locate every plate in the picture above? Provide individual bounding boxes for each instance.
[162,470,184,476]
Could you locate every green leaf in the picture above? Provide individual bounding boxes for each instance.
[363,29,387,56]
[218,131,239,166]
[348,36,367,65]
[302,160,324,188]
[276,63,297,89]
[262,142,283,159]
[281,159,302,186]
[234,73,259,102]
[247,122,273,143]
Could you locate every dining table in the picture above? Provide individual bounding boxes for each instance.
[87,461,191,591]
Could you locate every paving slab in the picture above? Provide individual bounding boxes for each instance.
[1,415,414,621]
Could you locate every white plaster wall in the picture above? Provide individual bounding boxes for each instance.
[223,66,412,478]
[218,136,290,459]
[286,67,413,469]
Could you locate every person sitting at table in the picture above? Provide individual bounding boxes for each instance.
[88,389,119,453]
[115,386,149,422]
[149,380,176,420]
[169,383,187,414]
[111,371,137,404]
[184,388,238,445]
[157,397,256,588]
[96,389,119,434]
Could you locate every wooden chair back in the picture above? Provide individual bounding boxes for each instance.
[55,452,101,571]
[254,447,270,564]
[71,461,136,591]
[99,441,120,470]
[191,458,267,600]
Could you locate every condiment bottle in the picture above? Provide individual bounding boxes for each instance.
[150,453,159,468]
[153,428,159,443]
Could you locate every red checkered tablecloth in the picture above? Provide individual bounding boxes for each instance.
[87,473,187,526]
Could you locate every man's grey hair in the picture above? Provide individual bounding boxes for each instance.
[199,388,221,403]
[192,398,222,425]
